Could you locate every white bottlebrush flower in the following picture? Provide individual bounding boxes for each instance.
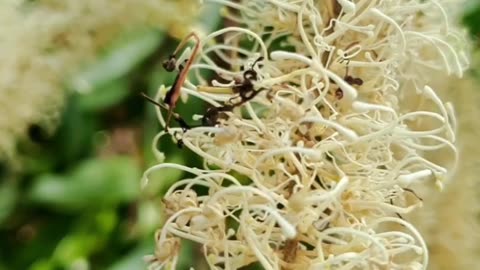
[0,0,200,162]
[145,0,469,269]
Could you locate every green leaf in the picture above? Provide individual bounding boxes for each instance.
[463,1,480,37]
[70,28,165,93]
[0,183,17,225]
[51,99,97,165]
[29,157,141,211]
[52,211,117,267]
[76,78,131,112]
[53,234,96,266]
[107,239,154,270]
[29,259,56,270]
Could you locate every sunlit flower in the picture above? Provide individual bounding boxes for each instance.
[145,1,468,269]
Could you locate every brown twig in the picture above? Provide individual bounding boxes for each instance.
[163,32,201,130]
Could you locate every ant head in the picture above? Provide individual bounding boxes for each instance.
[162,55,177,72]
[243,70,257,81]
[242,56,264,81]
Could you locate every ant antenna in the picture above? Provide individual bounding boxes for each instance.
[140,92,168,110]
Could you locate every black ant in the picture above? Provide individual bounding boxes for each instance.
[201,56,266,126]
[202,104,234,126]
[334,65,363,99]
[231,56,264,100]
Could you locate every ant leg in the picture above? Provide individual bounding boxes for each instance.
[390,198,404,219]
[141,92,191,132]
[173,131,184,148]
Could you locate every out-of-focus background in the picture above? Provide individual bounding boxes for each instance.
[0,1,478,270]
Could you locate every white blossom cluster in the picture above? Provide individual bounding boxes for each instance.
[144,1,468,269]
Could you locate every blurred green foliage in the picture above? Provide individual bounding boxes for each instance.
[463,0,480,39]
[0,2,478,270]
